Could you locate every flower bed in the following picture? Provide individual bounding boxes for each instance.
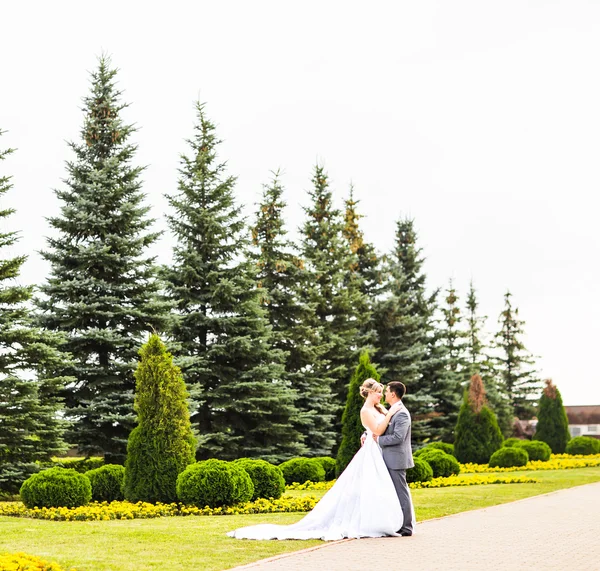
[410,475,539,489]
[0,552,75,570]
[0,496,319,522]
[460,455,600,473]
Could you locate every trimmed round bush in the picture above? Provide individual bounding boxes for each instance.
[176,460,254,508]
[47,457,104,473]
[232,459,285,500]
[406,458,434,483]
[566,436,600,456]
[515,440,551,462]
[278,458,325,485]
[414,442,455,458]
[20,467,92,508]
[313,457,336,481]
[418,449,460,478]
[502,438,522,447]
[489,446,529,468]
[86,464,125,502]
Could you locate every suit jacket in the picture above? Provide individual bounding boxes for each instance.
[378,403,414,470]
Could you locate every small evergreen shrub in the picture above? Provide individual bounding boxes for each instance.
[86,464,125,502]
[566,436,600,455]
[414,442,455,458]
[515,440,551,462]
[50,457,105,473]
[533,380,571,453]
[279,458,325,485]
[454,379,504,464]
[20,467,91,508]
[418,449,460,478]
[406,458,434,483]
[502,438,521,447]
[176,460,254,508]
[336,352,381,476]
[232,459,285,500]
[313,457,336,481]
[489,447,529,468]
[123,335,196,503]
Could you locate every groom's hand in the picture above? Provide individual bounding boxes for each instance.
[372,433,379,442]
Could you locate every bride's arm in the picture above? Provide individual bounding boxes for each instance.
[371,403,403,436]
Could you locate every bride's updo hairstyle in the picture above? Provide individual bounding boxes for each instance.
[360,379,387,415]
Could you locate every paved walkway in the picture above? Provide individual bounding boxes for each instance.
[229,482,600,571]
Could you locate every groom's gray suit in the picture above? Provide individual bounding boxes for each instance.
[378,402,414,535]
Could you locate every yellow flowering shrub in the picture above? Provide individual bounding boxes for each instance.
[0,552,75,570]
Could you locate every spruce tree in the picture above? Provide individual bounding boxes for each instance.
[342,186,380,349]
[0,132,69,493]
[494,291,542,419]
[37,56,169,463]
[465,282,513,437]
[454,374,503,464]
[336,352,380,476]
[298,166,367,446]
[123,334,196,503]
[163,102,300,462]
[251,171,331,456]
[424,283,465,442]
[533,379,570,453]
[373,218,434,442]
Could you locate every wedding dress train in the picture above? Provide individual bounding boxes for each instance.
[227,428,415,541]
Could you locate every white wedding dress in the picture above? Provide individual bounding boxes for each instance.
[227,423,414,541]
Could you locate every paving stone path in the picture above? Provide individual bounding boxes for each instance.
[229,482,600,570]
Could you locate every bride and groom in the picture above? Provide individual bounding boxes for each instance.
[227,379,415,540]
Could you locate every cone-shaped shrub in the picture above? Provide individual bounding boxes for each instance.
[454,374,503,464]
[336,352,381,476]
[123,334,196,503]
[533,379,570,453]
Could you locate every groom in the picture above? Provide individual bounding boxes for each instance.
[374,381,414,536]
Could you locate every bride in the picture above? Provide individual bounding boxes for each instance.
[227,379,414,540]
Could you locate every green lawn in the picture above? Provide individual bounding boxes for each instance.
[2,467,599,571]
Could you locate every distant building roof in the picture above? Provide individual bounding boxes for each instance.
[564,406,600,424]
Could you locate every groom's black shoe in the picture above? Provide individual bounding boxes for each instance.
[398,530,412,536]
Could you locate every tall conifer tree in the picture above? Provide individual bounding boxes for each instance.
[465,283,513,436]
[251,171,331,456]
[298,166,366,446]
[424,283,465,442]
[37,57,168,463]
[163,103,300,462]
[373,218,433,442]
[0,133,69,493]
[494,291,541,419]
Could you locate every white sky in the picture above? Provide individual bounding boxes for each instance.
[2,1,599,406]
